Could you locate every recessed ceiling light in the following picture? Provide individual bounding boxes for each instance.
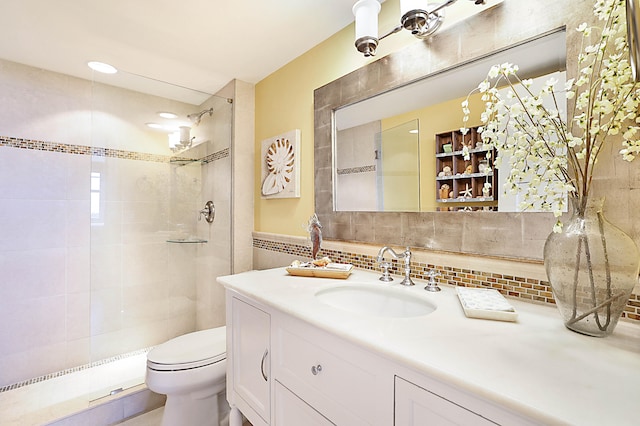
[87,61,117,74]
[146,122,182,132]
[158,112,178,119]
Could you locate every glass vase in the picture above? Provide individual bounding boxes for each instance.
[544,197,639,337]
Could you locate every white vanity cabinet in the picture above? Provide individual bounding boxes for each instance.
[229,296,271,426]
[221,268,640,426]
[226,288,536,426]
[227,280,533,426]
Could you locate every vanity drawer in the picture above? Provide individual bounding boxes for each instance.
[274,320,390,426]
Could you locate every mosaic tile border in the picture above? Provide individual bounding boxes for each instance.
[253,238,640,323]
[0,347,152,393]
[336,164,376,175]
[0,135,230,164]
[203,147,230,164]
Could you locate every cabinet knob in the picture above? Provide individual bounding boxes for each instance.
[311,364,323,375]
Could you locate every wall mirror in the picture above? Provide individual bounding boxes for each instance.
[313,0,591,257]
[333,29,567,213]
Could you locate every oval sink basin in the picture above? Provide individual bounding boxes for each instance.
[315,284,436,318]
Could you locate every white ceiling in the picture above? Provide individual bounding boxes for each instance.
[0,0,360,104]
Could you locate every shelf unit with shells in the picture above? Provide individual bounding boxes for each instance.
[435,126,498,211]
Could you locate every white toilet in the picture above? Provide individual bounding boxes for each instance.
[146,326,228,426]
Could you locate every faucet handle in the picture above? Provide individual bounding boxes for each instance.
[426,269,440,279]
[425,270,442,292]
[379,262,393,282]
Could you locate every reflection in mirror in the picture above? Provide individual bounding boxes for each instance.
[335,119,420,211]
[333,29,567,213]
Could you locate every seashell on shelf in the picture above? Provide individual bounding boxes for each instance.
[262,137,295,195]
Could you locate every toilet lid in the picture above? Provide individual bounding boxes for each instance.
[147,326,226,371]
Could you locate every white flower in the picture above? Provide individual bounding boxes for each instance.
[460,0,639,233]
[478,80,491,92]
[553,221,564,233]
[462,145,470,161]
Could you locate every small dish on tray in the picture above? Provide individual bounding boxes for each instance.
[286,262,353,279]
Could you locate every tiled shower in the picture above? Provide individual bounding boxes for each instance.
[0,57,233,413]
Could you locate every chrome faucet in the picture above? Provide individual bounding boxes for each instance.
[376,246,415,286]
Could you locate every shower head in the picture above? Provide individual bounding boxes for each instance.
[187,108,214,125]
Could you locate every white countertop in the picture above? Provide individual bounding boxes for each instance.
[218,267,640,426]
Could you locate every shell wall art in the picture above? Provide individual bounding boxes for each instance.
[260,129,300,198]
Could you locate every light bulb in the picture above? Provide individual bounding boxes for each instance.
[353,0,380,40]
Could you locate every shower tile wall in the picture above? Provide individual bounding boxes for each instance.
[0,146,91,384]
[0,58,225,388]
[335,121,380,211]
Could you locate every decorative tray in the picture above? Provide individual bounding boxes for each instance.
[286,263,353,279]
[456,287,518,322]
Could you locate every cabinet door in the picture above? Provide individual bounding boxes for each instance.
[232,297,271,423]
[395,376,496,426]
[274,380,335,426]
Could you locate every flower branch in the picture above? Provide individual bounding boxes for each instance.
[462,0,640,231]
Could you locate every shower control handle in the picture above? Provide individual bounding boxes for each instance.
[199,201,215,223]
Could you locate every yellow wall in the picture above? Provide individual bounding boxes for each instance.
[254,0,419,236]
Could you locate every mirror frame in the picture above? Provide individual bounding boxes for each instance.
[314,0,590,260]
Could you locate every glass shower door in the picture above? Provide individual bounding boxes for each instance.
[88,72,232,399]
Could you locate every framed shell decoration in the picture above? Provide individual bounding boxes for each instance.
[260,129,300,198]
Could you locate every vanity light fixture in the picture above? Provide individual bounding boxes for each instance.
[87,61,118,74]
[352,0,486,57]
[147,122,194,150]
[168,131,180,149]
[169,126,194,152]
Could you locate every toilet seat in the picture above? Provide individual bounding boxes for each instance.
[147,327,226,372]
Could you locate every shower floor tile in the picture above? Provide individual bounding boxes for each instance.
[0,353,147,425]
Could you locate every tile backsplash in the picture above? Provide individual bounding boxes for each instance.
[253,233,640,323]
